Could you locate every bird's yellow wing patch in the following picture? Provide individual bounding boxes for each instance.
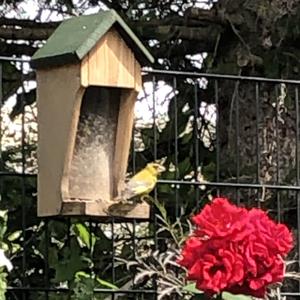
[122,178,156,199]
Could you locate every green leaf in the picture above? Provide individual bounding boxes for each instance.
[51,238,88,283]
[150,197,167,220]
[178,157,192,177]
[0,270,7,300]
[0,211,7,239]
[11,243,21,254]
[73,223,91,249]
[7,230,22,241]
[0,211,7,220]
[72,271,95,300]
[96,277,118,290]
[222,292,253,300]
[182,282,203,294]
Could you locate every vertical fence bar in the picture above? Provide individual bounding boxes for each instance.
[215,80,220,196]
[235,81,240,204]
[152,74,158,241]
[111,217,115,300]
[173,77,179,300]
[131,98,137,298]
[132,218,137,295]
[132,219,136,257]
[132,127,136,174]
[275,85,281,222]
[0,62,3,228]
[44,219,49,300]
[255,82,261,208]
[20,61,27,300]
[0,62,2,165]
[194,81,200,206]
[173,77,179,218]
[153,76,157,162]
[0,62,2,105]
[152,75,158,300]
[0,62,5,296]
[66,217,71,299]
[89,218,94,297]
[295,87,300,278]
[0,62,2,213]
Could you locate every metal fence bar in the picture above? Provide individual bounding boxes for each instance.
[144,68,300,84]
[111,217,115,300]
[194,81,200,206]
[20,61,27,300]
[44,219,49,300]
[275,85,281,222]
[152,74,158,300]
[0,56,31,62]
[173,77,179,218]
[1,55,300,298]
[7,287,157,294]
[296,86,300,278]
[235,80,240,204]
[255,82,261,208]
[215,80,220,196]
[158,179,300,191]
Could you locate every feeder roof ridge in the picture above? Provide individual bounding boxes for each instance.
[31,9,154,68]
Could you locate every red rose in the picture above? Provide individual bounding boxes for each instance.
[178,237,203,268]
[248,208,293,256]
[241,238,285,295]
[178,197,293,299]
[184,240,244,294]
[192,198,250,241]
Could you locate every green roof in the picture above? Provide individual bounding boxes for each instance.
[31,10,154,68]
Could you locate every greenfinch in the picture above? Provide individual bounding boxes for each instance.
[121,162,166,201]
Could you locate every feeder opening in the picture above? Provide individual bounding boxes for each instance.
[68,86,121,202]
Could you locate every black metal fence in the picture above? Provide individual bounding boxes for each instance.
[1,56,300,299]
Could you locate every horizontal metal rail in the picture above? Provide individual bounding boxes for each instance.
[143,68,300,84]
[158,179,300,191]
[7,287,157,294]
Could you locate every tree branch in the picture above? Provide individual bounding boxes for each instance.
[132,16,219,27]
[0,6,230,58]
[151,40,211,58]
[185,7,244,26]
[185,7,225,24]
[136,24,223,51]
[0,41,36,56]
[0,17,60,28]
[0,27,54,40]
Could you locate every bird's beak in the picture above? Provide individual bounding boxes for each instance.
[158,165,166,173]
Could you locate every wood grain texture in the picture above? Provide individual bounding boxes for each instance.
[80,28,142,89]
[134,60,142,92]
[37,27,146,218]
[61,199,150,219]
[113,89,137,197]
[37,64,84,216]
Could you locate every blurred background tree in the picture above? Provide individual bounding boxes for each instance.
[0,0,300,299]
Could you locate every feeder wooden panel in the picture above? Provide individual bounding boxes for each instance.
[81,28,139,89]
[32,10,154,218]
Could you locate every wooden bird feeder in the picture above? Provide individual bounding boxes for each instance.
[31,10,154,218]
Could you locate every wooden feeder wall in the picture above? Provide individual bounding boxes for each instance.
[36,28,148,218]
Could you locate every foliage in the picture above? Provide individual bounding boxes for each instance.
[118,198,193,299]
[126,199,300,300]
[0,0,300,299]
[0,210,14,300]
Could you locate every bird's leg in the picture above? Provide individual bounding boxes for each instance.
[112,195,122,202]
[140,194,152,203]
